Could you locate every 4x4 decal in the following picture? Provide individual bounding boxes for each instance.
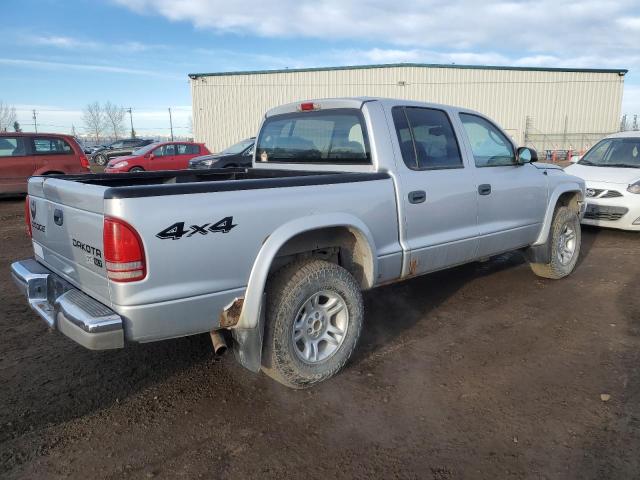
[156,216,236,240]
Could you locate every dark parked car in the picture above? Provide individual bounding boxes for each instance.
[91,138,154,166]
[189,137,255,170]
[0,132,90,194]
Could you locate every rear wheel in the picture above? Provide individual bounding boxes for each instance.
[530,206,581,279]
[94,154,108,166]
[262,258,363,388]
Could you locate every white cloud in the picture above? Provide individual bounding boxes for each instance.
[112,0,638,54]
[112,0,639,115]
[0,58,180,79]
[23,34,165,54]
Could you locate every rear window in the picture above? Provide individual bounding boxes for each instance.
[33,137,73,155]
[256,109,370,164]
[0,137,27,157]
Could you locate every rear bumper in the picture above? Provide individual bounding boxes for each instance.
[11,259,124,350]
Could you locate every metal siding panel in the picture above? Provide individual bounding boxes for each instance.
[191,66,624,153]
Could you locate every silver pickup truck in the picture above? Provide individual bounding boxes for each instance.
[12,97,585,388]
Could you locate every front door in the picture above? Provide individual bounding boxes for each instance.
[0,136,33,192]
[458,113,547,257]
[391,106,479,276]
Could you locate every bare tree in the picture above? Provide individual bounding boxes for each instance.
[82,102,107,143]
[104,102,126,139]
[0,101,17,132]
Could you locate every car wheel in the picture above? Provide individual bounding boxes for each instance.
[129,167,144,172]
[262,258,364,389]
[224,163,238,168]
[94,154,108,166]
[530,205,581,279]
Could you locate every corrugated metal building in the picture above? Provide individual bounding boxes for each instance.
[189,63,627,154]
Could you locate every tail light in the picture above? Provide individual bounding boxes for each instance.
[103,217,146,282]
[79,154,90,169]
[25,195,32,237]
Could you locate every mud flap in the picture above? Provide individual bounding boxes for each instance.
[231,294,265,373]
[524,240,551,264]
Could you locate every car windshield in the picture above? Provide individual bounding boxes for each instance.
[221,138,254,155]
[132,143,157,155]
[579,138,640,168]
[256,109,370,164]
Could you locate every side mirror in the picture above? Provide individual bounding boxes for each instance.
[148,153,155,160]
[516,146,537,164]
[570,155,581,164]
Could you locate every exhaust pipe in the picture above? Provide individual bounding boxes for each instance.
[209,330,228,356]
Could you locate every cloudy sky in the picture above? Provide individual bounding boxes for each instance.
[2,0,639,137]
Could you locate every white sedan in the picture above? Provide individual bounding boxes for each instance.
[565,131,640,231]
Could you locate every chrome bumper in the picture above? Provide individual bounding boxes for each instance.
[11,259,124,350]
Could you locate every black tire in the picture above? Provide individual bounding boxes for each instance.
[224,163,238,168]
[129,167,144,172]
[94,154,108,166]
[530,206,581,279]
[262,259,364,389]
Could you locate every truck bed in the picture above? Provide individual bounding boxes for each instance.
[55,168,389,199]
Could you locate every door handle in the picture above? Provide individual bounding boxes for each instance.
[408,190,426,204]
[478,184,492,196]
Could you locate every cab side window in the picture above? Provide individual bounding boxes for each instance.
[155,144,176,157]
[0,137,27,157]
[392,107,463,170]
[33,137,72,155]
[459,114,515,167]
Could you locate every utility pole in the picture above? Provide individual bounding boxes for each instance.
[127,108,135,138]
[32,109,38,133]
[168,107,174,141]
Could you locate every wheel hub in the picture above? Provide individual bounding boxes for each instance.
[292,291,349,364]
[557,221,577,266]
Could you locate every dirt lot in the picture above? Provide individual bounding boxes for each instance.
[1,198,639,479]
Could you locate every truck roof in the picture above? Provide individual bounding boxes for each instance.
[265,96,477,117]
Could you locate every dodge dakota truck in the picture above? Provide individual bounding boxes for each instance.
[12,98,586,388]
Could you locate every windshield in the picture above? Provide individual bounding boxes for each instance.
[256,109,370,164]
[579,138,640,168]
[221,138,254,155]
[132,143,157,155]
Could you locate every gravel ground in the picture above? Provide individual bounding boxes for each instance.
[1,197,639,479]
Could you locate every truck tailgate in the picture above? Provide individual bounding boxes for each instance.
[28,177,111,305]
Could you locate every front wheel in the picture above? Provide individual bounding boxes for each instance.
[129,167,144,172]
[530,206,581,279]
[262,259,364,388]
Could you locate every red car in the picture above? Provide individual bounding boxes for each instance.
[104,141,210,173]
[0,132,90,194]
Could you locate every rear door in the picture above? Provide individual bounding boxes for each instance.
[0,136,33,192]
[174,143,201,169]
[150,144,177,170]
[458,113,547,257]
[32,136,77,174]
[391,106,479,275]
